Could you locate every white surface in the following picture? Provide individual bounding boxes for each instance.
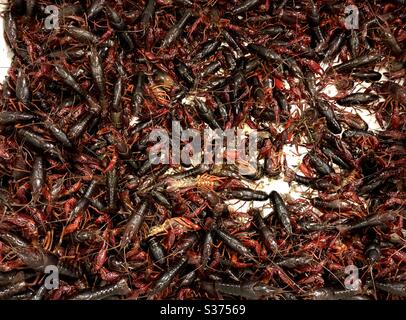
[0,2,13,80]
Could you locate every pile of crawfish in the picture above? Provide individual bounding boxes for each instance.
[0,0,405,300]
